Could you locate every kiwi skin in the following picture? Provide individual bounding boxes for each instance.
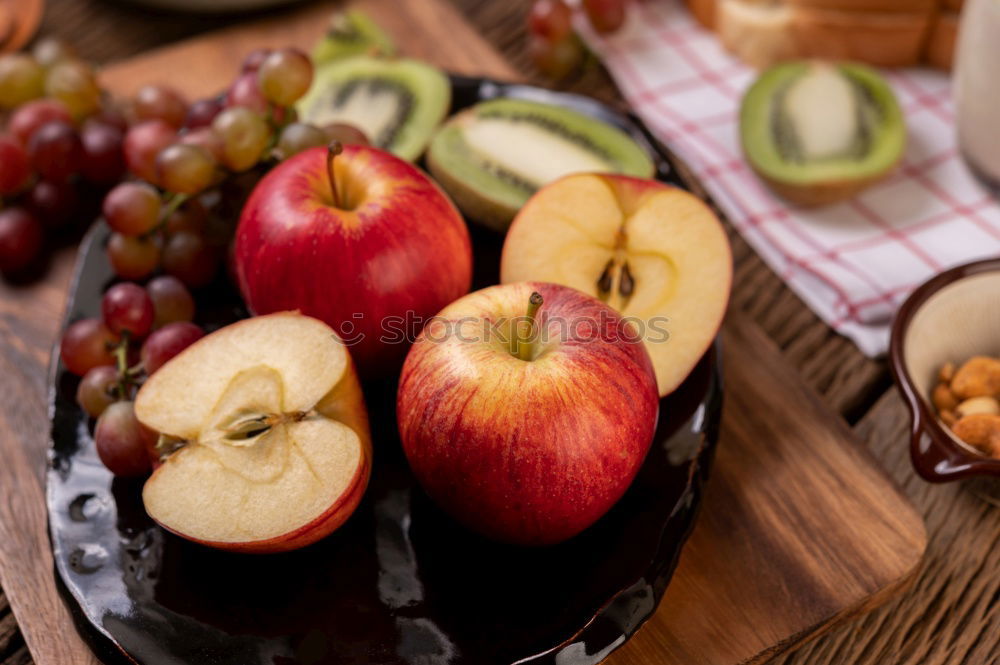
[755,165,900,207]
[426,148,514,233]
[740,60,905,207]
[427,99,655,232]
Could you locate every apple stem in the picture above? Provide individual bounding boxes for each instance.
[326,140,344,209]
[515,291,544,361]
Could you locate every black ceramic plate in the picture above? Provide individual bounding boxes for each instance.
[47,76,723,665]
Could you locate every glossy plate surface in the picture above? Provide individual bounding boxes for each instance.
[47,76,723,665]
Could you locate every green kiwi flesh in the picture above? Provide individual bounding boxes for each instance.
[426,98,655,231]
[297,55,449,161]
[311,10,395,65]
[740,60,905,206]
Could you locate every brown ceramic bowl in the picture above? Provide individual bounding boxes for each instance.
[890,258,1000,482]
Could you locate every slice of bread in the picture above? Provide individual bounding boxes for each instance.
[716,0,932,68]
[787,0,936,12]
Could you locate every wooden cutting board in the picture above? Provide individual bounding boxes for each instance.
[0,1,927,664]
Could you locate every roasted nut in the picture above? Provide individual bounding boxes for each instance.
[951,356,1000,399]
[939,361,956,384]
[956,396,1000,418]
[952,413,1000,456]
[932,383,959,412]
[940,409,957,427]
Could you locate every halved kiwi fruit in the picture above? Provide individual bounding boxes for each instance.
[311,10,395,65]
[740,60,905,206]
[297,55,449,161]
[427,98,656,231]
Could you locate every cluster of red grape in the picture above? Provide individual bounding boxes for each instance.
[60,276,204,475]
[0,39,120,274]
[528,0,627,79]
[100,47,339,287]
[55,45,373,478]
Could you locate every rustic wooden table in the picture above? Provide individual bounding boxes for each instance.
[0,1,995,664]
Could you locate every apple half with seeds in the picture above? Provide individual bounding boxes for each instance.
[501,173,732,397]
[740,60,905,206]
[135,312,371,553]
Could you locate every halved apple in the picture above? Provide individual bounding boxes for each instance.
[500,174,732,396]
[134,312,371,553]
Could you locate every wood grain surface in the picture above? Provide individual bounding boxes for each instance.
[0,0,975,664]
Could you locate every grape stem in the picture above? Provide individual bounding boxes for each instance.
[141,192,191,240]
[111,332,132,400]
[326,141,344,209]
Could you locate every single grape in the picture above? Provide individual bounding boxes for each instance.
[45,60,101,118]
[134,84,189,128]
[32,38,79,69]
[156,143,216,195]
[0,208,43,273]
[28,180,78,229]
[257,49,313,107]
[321,123,370,147]
[582,0,626,34]
[226,72,269,114]
[141,322,204,375]
[0,136,30,195]
[103,182,161,236]
[212,107,271,172]
[89,107,129,134]
[275,122,326,159]
[80,121,126,185]
[107,233,160,280]
[0,54,45,108]
[163,200,207,236]
[123,120,176,184]
[60,318,119,376]
[179,127,225,163]
[102,282,155,338]
[8,98,72,146]
[76,365,119,419]
[184,97,223,129]
[528,0,574,41]
[94,401,155,477]
[162,231,218,288]
[241,48,272,73]
[147,275,195,327]
[28,121,82,182]
[529,34,585,79]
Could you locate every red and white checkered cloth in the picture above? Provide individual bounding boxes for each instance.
[578,1,1000,357]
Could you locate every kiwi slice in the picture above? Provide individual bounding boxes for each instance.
[311,10,395,65]
[740,61,905,206]
[427,98,656,231]
[297,55,449,161]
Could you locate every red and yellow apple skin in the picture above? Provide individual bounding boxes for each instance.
[396,281,659,546]
[234,144,473,378]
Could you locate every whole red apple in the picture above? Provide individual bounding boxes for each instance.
[235,144,473,378]
[397,281,659,546]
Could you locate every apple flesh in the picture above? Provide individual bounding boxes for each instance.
[500,173,732,396]
[397,281,659,546]
[234,144,473,378]
[135,312,371,553]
